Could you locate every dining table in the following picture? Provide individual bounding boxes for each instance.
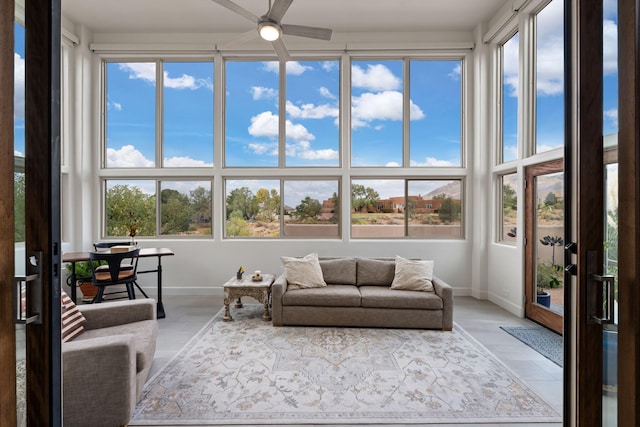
[62,247,174,319]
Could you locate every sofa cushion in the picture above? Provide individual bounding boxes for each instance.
[319,257,357,285]
[76,319,157,373]
[281,252,327,290]
[359,286,443,310]
[390,256,434,292]
[356,258,395,286]
[282,285,361,307]
[61,290,86,342]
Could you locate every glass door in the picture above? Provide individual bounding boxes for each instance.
[524,159,564,334]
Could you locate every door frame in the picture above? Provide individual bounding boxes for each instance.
[524,159,564,335]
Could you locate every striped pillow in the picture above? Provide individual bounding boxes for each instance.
[61,290,86,342]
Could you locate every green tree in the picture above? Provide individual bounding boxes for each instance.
[189,186,212,224]
[351,184,379,213]
[503,184,517,210]
[329,191,339,223]
[292,196,322,223]
[14,172,25,242]
[544,192,557,206]
[438,197,461,223]
[255,188,280,222]
[161,189,192,234]
[106,184,156,236]
[226,210,251,236]
[226,187,258,220]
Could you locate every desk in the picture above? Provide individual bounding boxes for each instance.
[62,248,174,319]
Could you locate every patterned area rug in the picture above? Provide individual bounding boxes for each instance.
[131,306,561,425]
[500,326,563,367]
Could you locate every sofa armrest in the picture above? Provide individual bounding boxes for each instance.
[433,275,454,331]
[79,299,157,330]
[271,273,288,326]
[62,335,137,426]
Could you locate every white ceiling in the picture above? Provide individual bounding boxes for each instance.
[61,0,508,36]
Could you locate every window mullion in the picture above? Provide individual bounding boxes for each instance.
[156,59,164,168]
[403,59,410,167]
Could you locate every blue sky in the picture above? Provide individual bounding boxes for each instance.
[14,0,619,170]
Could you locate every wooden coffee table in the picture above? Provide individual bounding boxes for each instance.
[222,274,275,322]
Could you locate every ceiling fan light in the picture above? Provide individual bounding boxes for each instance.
[259,22,281,41]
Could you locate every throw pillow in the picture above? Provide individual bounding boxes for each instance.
[281,252,327,290]
[61,290,87,342]
[390,255,434,292]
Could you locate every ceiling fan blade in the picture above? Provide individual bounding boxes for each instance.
[271,38,291,62]
[211,0,259,23]
[219,29,258,50]
[281,24,332,41]
[266,0,293,22]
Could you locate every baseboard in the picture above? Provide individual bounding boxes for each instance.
[487,292,524,317]
[140,286,224,297]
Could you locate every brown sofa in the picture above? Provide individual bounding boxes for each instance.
[62,299,158,427]
[272,257,453,330]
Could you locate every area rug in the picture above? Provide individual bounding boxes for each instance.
[130,305,561,425]
[500,326,563,367]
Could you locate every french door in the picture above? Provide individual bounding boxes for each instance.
[570,0,639,425]
[0,0,62,425]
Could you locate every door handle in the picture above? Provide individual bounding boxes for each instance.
[14,251,43,325]
[586,250,616,325]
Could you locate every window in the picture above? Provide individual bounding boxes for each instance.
[409,60,462,167]
[225,60,340,167]
[225,179,340,238]
[535,0,564,154]
[499,173,518,244]
[501,32,519,162]
[351,60,403,166]
[351,179,462,238]
[105,60,214,168]
[105,179,212,238]
[163,62,214,167]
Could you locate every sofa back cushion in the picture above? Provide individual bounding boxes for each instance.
[319,257,357,285]
[356,258,396,286]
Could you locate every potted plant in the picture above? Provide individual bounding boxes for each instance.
[65,261,99,302]
[536,262,562,308]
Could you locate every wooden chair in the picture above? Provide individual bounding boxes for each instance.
[88,248,146,303]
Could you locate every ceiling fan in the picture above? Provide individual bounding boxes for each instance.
[212,0,333,62]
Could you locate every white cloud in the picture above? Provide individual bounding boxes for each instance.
[322,61,338,72]
[287,140,338,160]
[251,86,277,100]
[248,142,278,156]
[262,61,312,75]
[163,156,213,167]
[15,149,24,157]
[410,157,455,167]
[108,101,122,111]
[14,53,25,121]
[119,63,213,90]
[535,0,565,96]
[319,86,337,100]
[286,100,338,119]
[502,33,520,98]
[106,145,154,168]
[247,111,315,142]
[351,91,424,128]
[448,63,461,80]
[603,19,618,76]
[352,64,401,91]
[385,161,401,167]
[604,108,618,128]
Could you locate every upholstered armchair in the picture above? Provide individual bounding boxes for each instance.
[62,299,157,427]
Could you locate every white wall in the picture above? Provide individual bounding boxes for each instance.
[60,18,517,308]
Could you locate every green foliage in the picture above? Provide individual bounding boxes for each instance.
[503,183,517,210]
[536,262,563,291]
[106,185,156,237]
[351,184,379,213]
[226,211,251,236]
[292,196,322,223]
[255,188,280,222]
[14,172,25,242]
[161,189,192,234]
[190,186,212,224]
[226,187,258,220]
[438,197,461,222]
[544,192,558,206]
[329,191,339,223]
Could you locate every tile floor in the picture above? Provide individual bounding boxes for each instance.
[147,295,563,426]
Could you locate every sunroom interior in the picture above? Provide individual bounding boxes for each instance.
[40,0,586,320]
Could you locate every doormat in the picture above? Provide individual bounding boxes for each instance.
[500,326,563,367]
